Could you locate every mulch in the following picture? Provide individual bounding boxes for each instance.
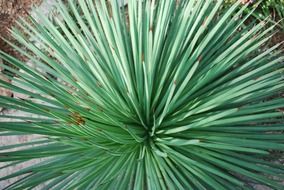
[0,0,42,60]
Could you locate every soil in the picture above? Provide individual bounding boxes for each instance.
[270,31,284,50]
[0,0,42,60]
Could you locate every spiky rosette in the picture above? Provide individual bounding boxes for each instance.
[0,0,284,189]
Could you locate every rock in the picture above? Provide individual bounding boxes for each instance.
[253,184,272,190]
[0,58,13,112]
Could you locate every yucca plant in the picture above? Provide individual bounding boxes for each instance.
[0,0,284,189]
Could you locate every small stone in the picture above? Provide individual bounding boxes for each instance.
[253,184,272,190]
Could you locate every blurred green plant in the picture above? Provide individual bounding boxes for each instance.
[225,0,284,28]
[0,0,284,189]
